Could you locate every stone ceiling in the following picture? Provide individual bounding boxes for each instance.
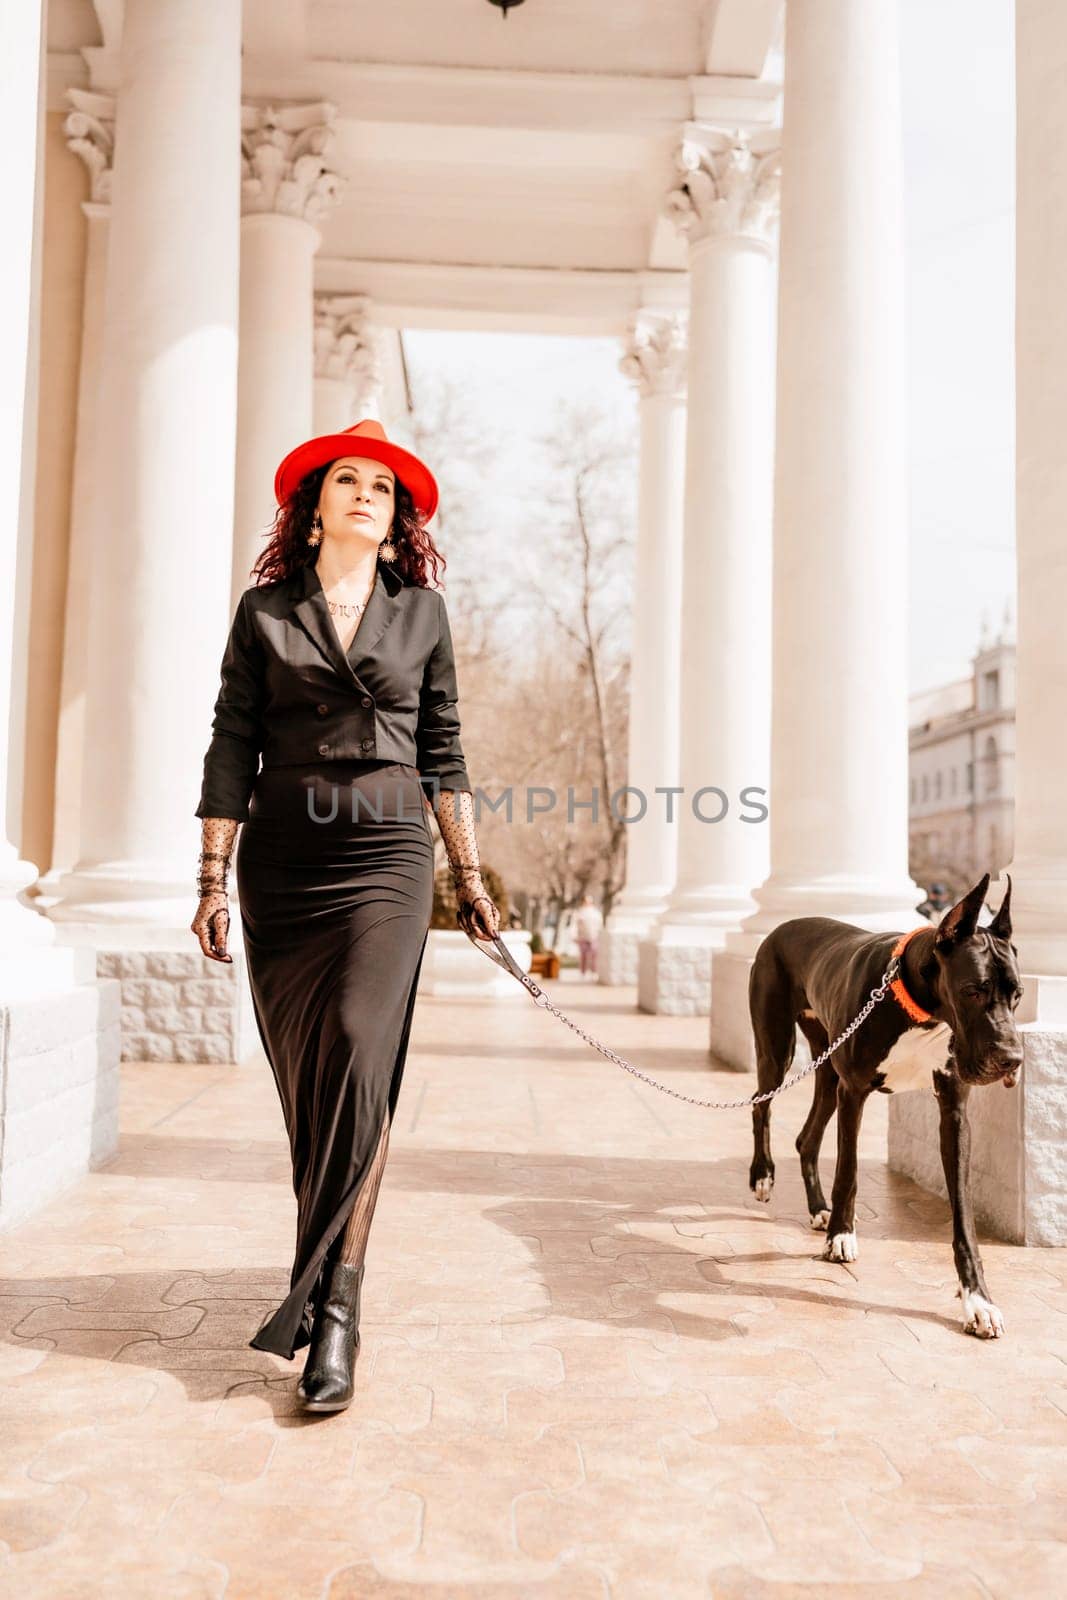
[48,0,784,330]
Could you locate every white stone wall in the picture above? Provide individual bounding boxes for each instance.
[887,1079,1022,1241]
[708,950,757,1071]
[0,978,121,1229]
[887,1022,1067,1245]
[420,929,532,998]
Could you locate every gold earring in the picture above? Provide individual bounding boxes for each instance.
[378,534,397,562]
[308,512,323,548]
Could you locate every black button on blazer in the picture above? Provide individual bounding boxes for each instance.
[195,557,471,821]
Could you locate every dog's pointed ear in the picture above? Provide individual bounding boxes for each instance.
[935,873,990,950]
[988,872,1013,941]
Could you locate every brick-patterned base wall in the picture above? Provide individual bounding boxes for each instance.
[598,927,638,987]
[0,978,122,1229]
[637,938,716,1016]
[887,1023,1067,1245]
[887,1075,1023,1241]
[97,947,260,1064]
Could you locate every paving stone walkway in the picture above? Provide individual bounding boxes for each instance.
[1,972,1065,1598]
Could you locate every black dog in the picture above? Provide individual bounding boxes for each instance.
[747,874,1023,1338]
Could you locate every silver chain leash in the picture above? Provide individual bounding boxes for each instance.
[474,933,901,1111]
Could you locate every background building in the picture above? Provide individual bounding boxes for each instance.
[909,608,1017,893]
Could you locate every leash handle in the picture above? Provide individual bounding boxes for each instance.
[468,931,556,1006]
[464,930,901,1112]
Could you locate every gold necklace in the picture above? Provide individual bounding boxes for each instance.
[319,564,374,620]
[326,597,368,619]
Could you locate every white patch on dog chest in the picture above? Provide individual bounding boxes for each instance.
[876,1022,953,1093]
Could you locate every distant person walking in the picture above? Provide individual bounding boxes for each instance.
[574,893,603,979]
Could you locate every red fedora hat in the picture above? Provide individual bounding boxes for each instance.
[273,418,439,522]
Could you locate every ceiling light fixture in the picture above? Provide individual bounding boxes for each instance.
[487,0,526,16]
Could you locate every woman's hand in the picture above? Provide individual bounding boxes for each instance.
[191,890,233,963]
[454,871,501,942]
[193,821,238,963]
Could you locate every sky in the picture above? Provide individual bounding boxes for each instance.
[402,328,639,662]
[898,0,1016,693]
[403,327,636,528]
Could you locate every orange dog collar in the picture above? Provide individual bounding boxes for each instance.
[889,926,935,1024]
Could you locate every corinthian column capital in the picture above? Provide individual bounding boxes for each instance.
[241,102,344,225]
[64,88,117,206]
[665,129,780,247]
[619,311,688,399]
[314,294,383,411]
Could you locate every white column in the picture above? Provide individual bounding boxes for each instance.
[0,0,114,1240]
[886,0,1067,1248]
[0,0,56,976]
[599,312,687,987]
[231,104,343,600]
[742,0,920,940]
[49,0,242,930]
[1010,0,1067,986]
[314,294,384,435]
[638,130,778,1016]
[42,93,115,883]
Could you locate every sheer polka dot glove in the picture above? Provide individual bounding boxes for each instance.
[191,817,237,964]
[453,867,502,942]
[430,789,501,943]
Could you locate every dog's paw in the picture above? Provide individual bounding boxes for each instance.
[809,1208,831,1232]
[824,1230,858,1263]
[960,1288,1005,1339]
[753,1177,773,1203]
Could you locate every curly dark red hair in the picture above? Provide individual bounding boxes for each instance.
[249,462,446,590]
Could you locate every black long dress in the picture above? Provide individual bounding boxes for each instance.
[239,758,434,1358]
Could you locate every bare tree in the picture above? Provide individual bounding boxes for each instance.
[524,402,634,917]
[404,361,638,932]
[459,398,636,930]
[461,652,630,936]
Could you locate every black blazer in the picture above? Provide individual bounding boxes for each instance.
[195,557,471,821]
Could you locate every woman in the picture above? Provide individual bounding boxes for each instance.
[190,418,500,1412]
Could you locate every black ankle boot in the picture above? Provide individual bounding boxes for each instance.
[297,1260,365,1412]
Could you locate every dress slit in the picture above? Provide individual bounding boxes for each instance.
[238,759,434,1361]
